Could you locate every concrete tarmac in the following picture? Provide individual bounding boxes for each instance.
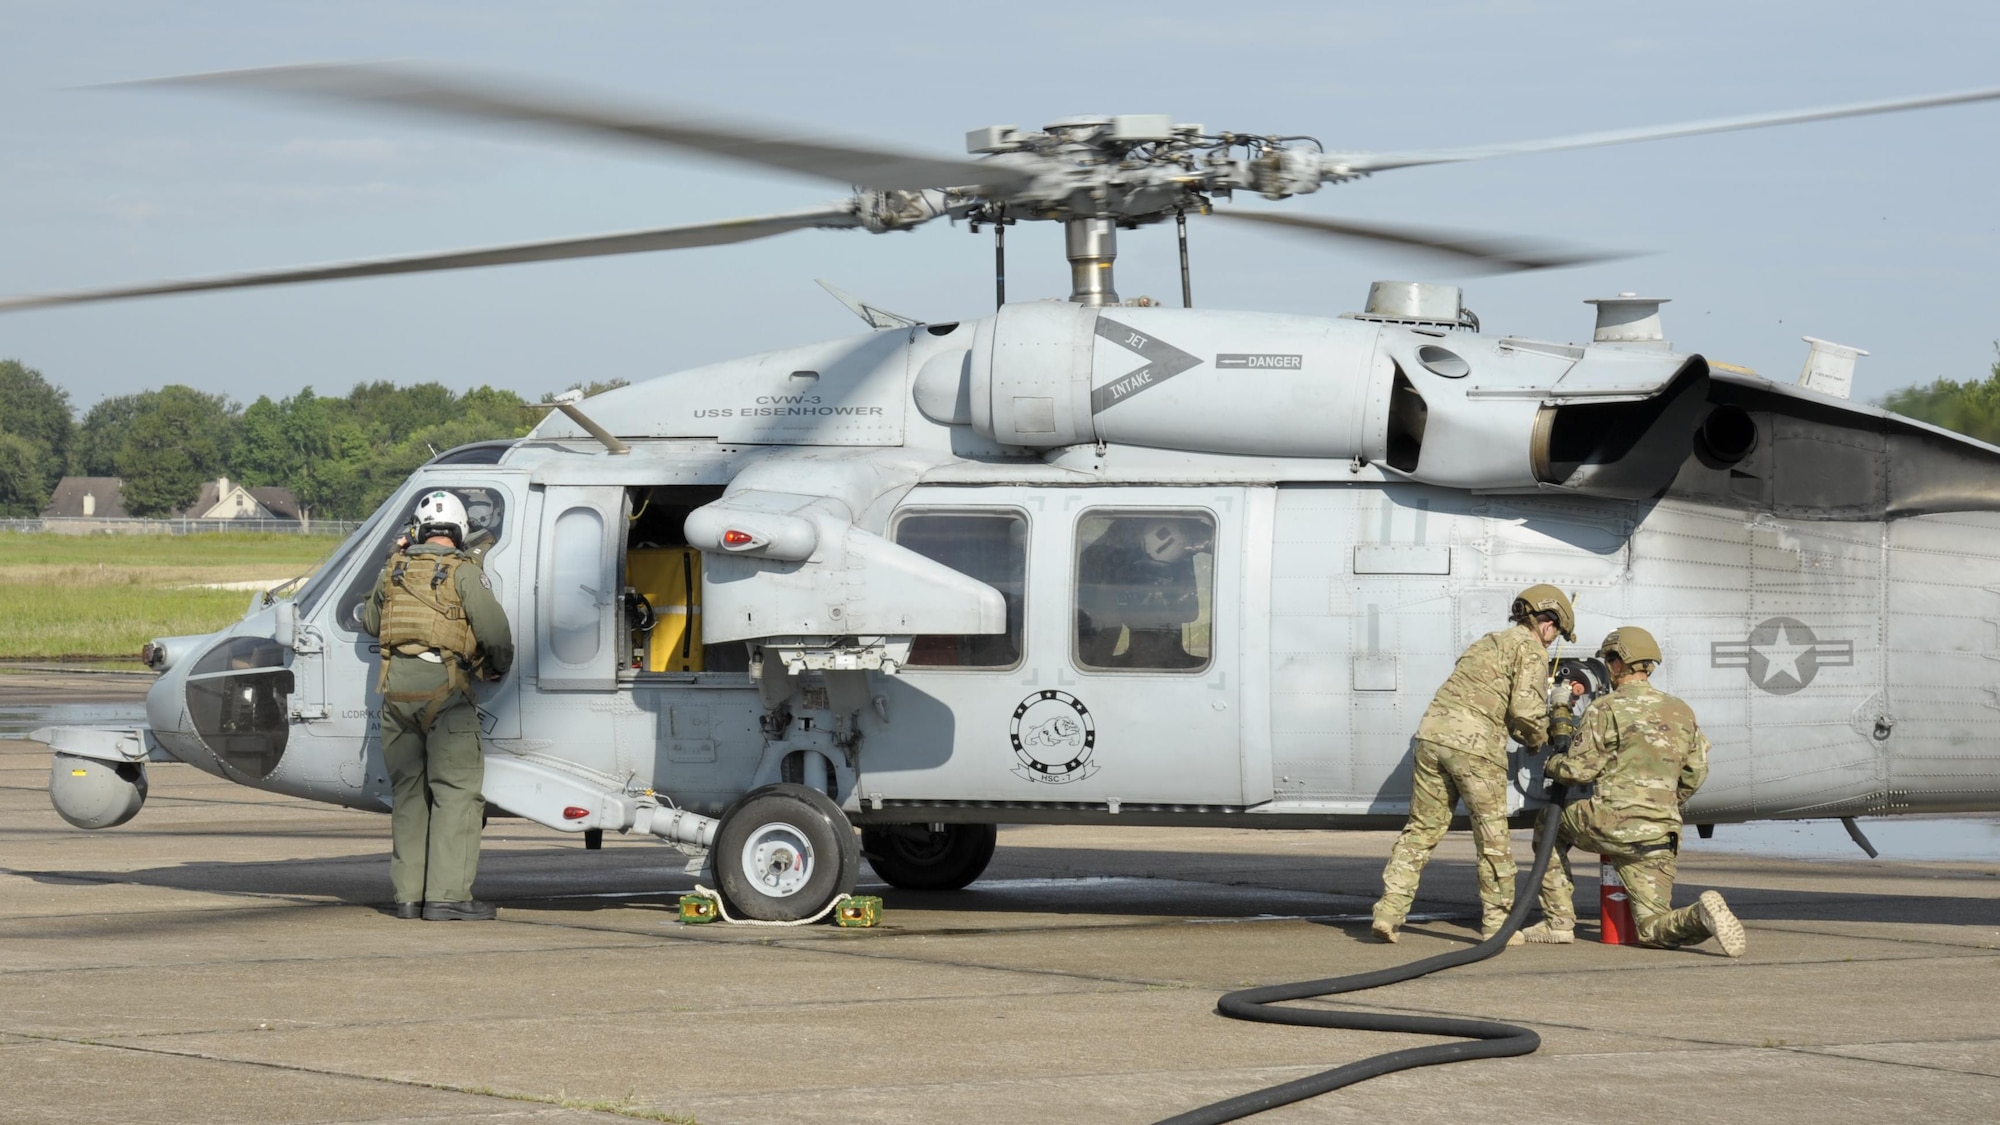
[5,672,1999,1124]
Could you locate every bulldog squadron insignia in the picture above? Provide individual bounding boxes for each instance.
[1010,691,1099,784]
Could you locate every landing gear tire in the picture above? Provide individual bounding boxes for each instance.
[712,783,860,922]
[861,823,997,891]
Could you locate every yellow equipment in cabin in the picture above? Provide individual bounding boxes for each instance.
[627,547,702,672]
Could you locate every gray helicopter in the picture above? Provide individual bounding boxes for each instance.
[21,65,2000,920]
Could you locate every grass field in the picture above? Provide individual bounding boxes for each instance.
[0,532,340,660]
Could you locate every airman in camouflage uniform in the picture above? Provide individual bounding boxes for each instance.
[1521,627,1747,956]
[1370,585,1575,945]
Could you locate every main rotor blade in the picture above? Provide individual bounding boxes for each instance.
[1210,208,1626,274]
[0,207,862,312]
[1335,85,2000,174]
[134,63,1032,195]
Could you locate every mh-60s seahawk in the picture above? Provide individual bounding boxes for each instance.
[16,65,2000,920]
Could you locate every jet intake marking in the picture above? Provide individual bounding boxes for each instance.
[1215,353,1302,369]
[1090,318,1202,414]
[1711,616,1854,695]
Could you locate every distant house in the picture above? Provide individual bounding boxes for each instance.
[181,477,304,522]
[41,476,303,524]
[42,476,131,519]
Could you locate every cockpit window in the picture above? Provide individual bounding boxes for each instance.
[332,484,508,635]
[193,636,286,676]
[185,635,295,780]
[289,506,386,619]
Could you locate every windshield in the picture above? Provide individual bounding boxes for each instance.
[331,482,510,635]
[291,504,391,618]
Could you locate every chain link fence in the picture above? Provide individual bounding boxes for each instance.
[0,517,365,537]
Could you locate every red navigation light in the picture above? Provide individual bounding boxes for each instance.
[722,529,755,547]
[562,806,590,820]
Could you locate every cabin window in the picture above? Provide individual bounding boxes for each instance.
[1073,509,1215,673]
[892,510,1028,669]
[333,484,509,634]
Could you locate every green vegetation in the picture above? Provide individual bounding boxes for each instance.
[1880,345,2000,443]
[0,364,632,521]
[0,354,631,658]
[0,532,333,660]
[0,360,74,516]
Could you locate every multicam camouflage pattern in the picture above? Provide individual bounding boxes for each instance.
[1534,818,1715,947]
[1411,622,1552,764]
[1535,678,1717,947]
[1374,738,1519,934]
[1547,679,1708,844]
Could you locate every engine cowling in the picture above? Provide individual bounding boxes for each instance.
[960,302,1707,495]
[50,753,147,829]
[966,302,1389,458]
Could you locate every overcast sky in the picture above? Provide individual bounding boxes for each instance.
[1,0,1996,409]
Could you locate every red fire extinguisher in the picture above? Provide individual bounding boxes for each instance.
[1599,856,1637,944]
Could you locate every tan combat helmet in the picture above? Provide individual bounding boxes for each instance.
[1512,583,1576,642]
[1598,626,1663,669]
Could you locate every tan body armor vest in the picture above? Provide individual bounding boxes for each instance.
[379,550,478,661]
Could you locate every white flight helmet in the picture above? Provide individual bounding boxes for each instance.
[1139,519,1195,563]
[413,490,469,547]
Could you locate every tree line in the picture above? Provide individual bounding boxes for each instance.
[0,359,625,519]
[1877,347,2000,446]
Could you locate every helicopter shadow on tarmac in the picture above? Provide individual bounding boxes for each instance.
[23,841,2000,934]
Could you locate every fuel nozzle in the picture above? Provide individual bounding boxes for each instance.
[1545,702,1579,757]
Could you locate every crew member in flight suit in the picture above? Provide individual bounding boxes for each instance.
[1075,517,1209,669]
[1370,584,1574,945]
[363,489,514,921]
[1521,627,1748,956]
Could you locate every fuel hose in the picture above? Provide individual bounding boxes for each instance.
[1156,806,1564,1125]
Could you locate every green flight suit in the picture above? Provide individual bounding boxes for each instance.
[1374,622,1551,934]
[361,543,515,906]
[1535,678,1715,947]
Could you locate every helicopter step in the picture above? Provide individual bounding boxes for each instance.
[480,755,718,844]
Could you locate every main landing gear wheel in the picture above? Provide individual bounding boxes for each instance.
[860,823,997,891]
[712,783,860,922]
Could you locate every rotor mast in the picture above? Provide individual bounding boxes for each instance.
[1065,218,1119,306]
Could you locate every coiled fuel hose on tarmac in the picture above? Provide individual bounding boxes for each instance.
[1155,805,1564,1125]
